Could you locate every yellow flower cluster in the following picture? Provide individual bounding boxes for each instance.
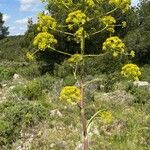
[37,13,57,32]
[100,15,116,33]
[102,36,125,57]
[26,52,34,61]
[122,21,127,28]
[74,27,88,43]
[68,54,83,64]
[108,0,131,13]
[130,50,135,57]
[87,0,95,7]
[121,64,141,81]
[33,32,57,50]
[66,10,88,29]
[60,86,81,105]
[100,111,113,124]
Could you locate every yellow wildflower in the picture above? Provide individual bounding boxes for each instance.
[130,50,135,58]
[66,10,88,29]
[60,86,81,105]
[33,32,57,50]
[102,36,126,56]
[100,111,113,124]
[121,64,141,81]
[100,15,116,33]
[68,54,83,64]
[122,21,127,28]
[108,0,131,13]
[87,0,95,7]
[26,52,34,61]
[74,27,88,43]
[37,13,57,32]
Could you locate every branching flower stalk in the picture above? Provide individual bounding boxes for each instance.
[28,0,142,149]
[79,25,89,150]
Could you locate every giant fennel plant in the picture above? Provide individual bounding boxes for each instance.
[27,0,141,149]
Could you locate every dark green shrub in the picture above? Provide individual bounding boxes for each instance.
[64,74,76,86]
[12,74,56,101]
[35,74,56,91]
[103,72,123,92]
[53,60,73,78]
[17,63,41,79]
[130,87,150,104]
[0,67,15,82]
[0,36,26,62]
[24,80,43,100]
[0,100,50,148]
[141,65,150,82]
[84,53,127,75]
[12,80,44,101]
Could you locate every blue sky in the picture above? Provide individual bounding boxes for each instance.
[0,0,139,36]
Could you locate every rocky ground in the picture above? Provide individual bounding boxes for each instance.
[0,73,150,150]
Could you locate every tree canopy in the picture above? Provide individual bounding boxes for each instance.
[0,12,9,40]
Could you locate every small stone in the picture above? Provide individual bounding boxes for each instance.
[133,81,149,87]
[2,84,7,87]
[50,109,63,117]
[75,142,82,150]
[10,86,15,90]
[13,74,20,80]
[50,143,55,148]
[2,96,6,100]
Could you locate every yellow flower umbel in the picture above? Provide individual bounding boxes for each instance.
[130,50,135,58]
[60,86,81,105]
[102,36,126,57]
[100,15,116,33]
[74,27,88,43]
[33,32,57,50]
[26,52,34,61]
[66,10,88,29]
[100,111,113,124]
[37,13,57,32]
[121,64,141,81]
[122,21,127,28]
[68,54,83,64]
[108,0,131,13]
[87,0,95,7]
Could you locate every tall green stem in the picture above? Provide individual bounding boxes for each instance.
[80,26,88,150]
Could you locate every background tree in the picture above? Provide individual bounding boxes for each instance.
[0,12,9,40]
[124,0,150,64]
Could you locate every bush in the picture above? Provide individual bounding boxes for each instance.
[34,74,56,91]
[0,67,15,82]
[84,53,127,75]
[113,80,133,92]
[130,87,150,104]
[53,60,73,78]
[0,36,26,62]
[141,65,150,82]
[64,74,77,86]
[11,74,58,101]
[17,63,41,80]
[0,100,50,148]
[12,79,45,101]
[103,72,124,92]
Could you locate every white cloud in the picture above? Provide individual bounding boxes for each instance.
[9,25,27,36]
[3,14,11,22]
[19,0,41,11]
[16,18,28,25]
[9,26,15,30]
[132,0,139,6]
